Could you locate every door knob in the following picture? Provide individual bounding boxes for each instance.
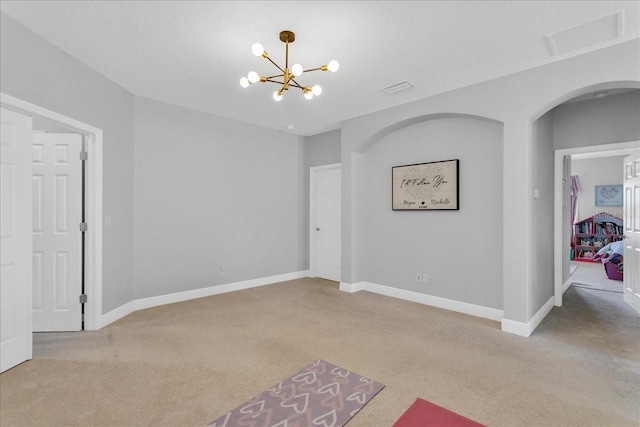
[316,227,320,231]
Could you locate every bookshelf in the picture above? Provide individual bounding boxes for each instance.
[573,212,624,262]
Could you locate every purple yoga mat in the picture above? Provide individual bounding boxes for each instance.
[208,359,385,427]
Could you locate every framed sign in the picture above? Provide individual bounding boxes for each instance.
[392,159,459,210]
[595,185,623,206]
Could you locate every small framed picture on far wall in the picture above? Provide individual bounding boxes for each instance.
[595,185,623,206]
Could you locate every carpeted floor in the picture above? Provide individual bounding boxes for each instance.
[569,260,623,292]
[0,276,638,427]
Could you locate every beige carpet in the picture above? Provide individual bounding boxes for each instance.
[0,277,638,427]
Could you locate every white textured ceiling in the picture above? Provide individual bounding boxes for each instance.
[1,1,638,136]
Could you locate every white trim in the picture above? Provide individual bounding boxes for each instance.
[553,151,567,307]
[554,140,639,307]
[1,94,101,132]
[310,163,342,171]
[98,270,310,328]
[0,93,103,331]
[501,296,554,337]
[339,281,364,293]
[98,301,135,329]
[309,163,341,278]
[339,281,503,322]
[84,132,103,330]
[500,319,530,337]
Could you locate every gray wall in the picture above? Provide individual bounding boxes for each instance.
[303,129,342,270]
[553,90,640,150]
[341,39,639,325]
[306,129,341,168]
[133,97,306,299]
[531,112,554,314]
[571,156,626,221]
[361,117,503,309]
[1,13,135,313]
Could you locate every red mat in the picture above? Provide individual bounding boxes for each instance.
[393,398,485,427]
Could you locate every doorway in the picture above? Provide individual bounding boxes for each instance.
[0,92,103,333]
[554,141,639,307]
[310,163,341,282]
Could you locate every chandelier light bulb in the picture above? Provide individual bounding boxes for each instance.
[327,60,340,72]
[251,43,264,57]
[312,85,322,96]
[239,77,250,88]
[273,90,283,101]
[247,71,260,84]
[304,91,314,100]
[291,63,303,77]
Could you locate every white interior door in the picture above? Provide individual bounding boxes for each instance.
[312,165,341,282]
[623,150,640,314]
[1,107,33,373]
[32,133,82,331]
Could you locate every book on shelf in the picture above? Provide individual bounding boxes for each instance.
[573,211,623,262]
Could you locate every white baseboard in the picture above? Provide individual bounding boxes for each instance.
[339,281,364,293]
[500,319,530,337]
[99,274,552,338]
[97,270,310,329]
[339,281,503,322]
[97,301,136,329]
[501,296,554,337]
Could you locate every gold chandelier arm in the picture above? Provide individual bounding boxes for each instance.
[264,56,285,74]
[301,66,326,73]
[287,78,305,90]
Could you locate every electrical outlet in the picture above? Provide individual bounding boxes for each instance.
[422,273,428,284]
[416,273,421,282]
[219,264,225,274]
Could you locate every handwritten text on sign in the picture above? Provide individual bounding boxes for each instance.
[392,159,459,210]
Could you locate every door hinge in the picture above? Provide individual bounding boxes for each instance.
[79,222,88,232]
[79,151,88,161]
[79,294,88,304]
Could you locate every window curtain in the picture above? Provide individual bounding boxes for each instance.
[570,175,581,243]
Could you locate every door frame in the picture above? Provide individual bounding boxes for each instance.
[553,140,639,306]
[309,163,341,278]
[1,93,103,330]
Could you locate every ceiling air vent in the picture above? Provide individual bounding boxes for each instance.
[382,81,415,95]
[545,11,624,56]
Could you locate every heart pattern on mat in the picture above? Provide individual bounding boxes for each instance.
[293,371,318,384]
[280,393,310,414]
[207,359,384,427]
[317,382,340,395]
[312,409,338,427]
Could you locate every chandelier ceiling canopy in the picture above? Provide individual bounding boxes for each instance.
[240,30,339,101]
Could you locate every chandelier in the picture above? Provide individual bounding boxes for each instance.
[239,30,339,101]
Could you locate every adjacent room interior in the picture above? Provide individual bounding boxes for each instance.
[0,2,639,426]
